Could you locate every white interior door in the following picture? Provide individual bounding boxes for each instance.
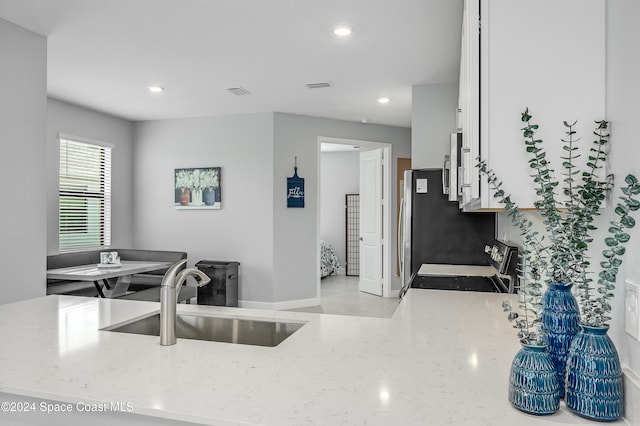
[359,149,383,296]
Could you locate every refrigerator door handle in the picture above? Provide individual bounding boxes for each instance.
[401,169,413,292]
[397,196,405,284]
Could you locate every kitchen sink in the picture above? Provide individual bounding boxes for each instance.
[102,313,306,347]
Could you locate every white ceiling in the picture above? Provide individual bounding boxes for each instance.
[0,0,463,127]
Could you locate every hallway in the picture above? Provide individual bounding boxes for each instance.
[287,274,399,318]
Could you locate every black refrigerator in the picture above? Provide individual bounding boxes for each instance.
[399,169,496,288]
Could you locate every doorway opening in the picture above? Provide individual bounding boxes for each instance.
[316,137,392,307]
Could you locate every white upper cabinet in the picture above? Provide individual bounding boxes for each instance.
[458,0,605,210]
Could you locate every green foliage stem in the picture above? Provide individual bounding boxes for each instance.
[521,110,569,282]
[478,160,546,343]
[581,175,640,326]
[477,108,639,328]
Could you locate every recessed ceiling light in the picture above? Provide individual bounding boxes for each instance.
[334,26,352,37]
[227,87,251,96]
[147,85,164,93]
[377,97,390,104]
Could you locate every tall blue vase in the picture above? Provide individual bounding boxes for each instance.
[508,342,560,415]
[541,282,580,398]
[565,324,623,421]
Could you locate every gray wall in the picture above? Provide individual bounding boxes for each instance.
[411,83,458,169]
[132,113,275,304]
[320,151,360,267]
[46,98,135,253]
[133,112,410,307]
[0,19,47,304]
[606,0,640,384]
[273,113,411,302]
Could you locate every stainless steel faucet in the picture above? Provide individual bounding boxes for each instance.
[160,259,211,346]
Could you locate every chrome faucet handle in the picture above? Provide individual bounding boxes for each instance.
[175,268,210,290]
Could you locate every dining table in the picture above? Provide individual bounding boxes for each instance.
[46,260,172,298]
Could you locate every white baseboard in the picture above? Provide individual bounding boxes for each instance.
[624,368,640,425]
[238,297,320,311]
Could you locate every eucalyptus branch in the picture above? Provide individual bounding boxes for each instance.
[561,120,581,213]
[503,243,544,345]
[479,158,546,345]
[478,108,639,329]
[559,120,583,283]
[521,109,569,281]
[477,159,548,272]
[582,175,640,326]
[571,121,611,316]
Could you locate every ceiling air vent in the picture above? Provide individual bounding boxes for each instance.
[227,87,251,96]
[305,81,332,89]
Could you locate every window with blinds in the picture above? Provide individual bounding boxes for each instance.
[59,137,111,251]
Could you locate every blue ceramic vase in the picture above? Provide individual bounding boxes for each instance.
[541,282,580,398]
[565,324,623,421]
[508,342,560,415]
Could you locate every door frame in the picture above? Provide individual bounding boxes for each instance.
[316,136,392,299]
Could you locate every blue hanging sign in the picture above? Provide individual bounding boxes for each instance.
[287,162,305,208]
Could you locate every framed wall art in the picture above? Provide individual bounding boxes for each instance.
[174,167,221,209]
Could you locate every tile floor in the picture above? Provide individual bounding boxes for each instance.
[286,274,399,318]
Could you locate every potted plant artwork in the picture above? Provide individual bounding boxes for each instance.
[174,167,221,209]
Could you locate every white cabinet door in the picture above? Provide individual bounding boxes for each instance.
[459,0,480,208]
[459,0,605,210]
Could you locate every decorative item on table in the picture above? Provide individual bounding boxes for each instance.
[508,341,560,416]
[174,167,221,209]
[541,281,579,399]
[477,113,582,397]
[565,324,623,421]
[564,174,640,421]
[478,108,640,421]
[502,242,560,415]
[99,251,120,267]
[287,157,304,208]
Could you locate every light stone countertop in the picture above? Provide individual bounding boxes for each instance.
[0,291,626,425]
[417,263,497,276]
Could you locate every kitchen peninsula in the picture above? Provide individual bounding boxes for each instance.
[0,291,626,425]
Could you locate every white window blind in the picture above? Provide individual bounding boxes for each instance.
[59,137,111,251]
